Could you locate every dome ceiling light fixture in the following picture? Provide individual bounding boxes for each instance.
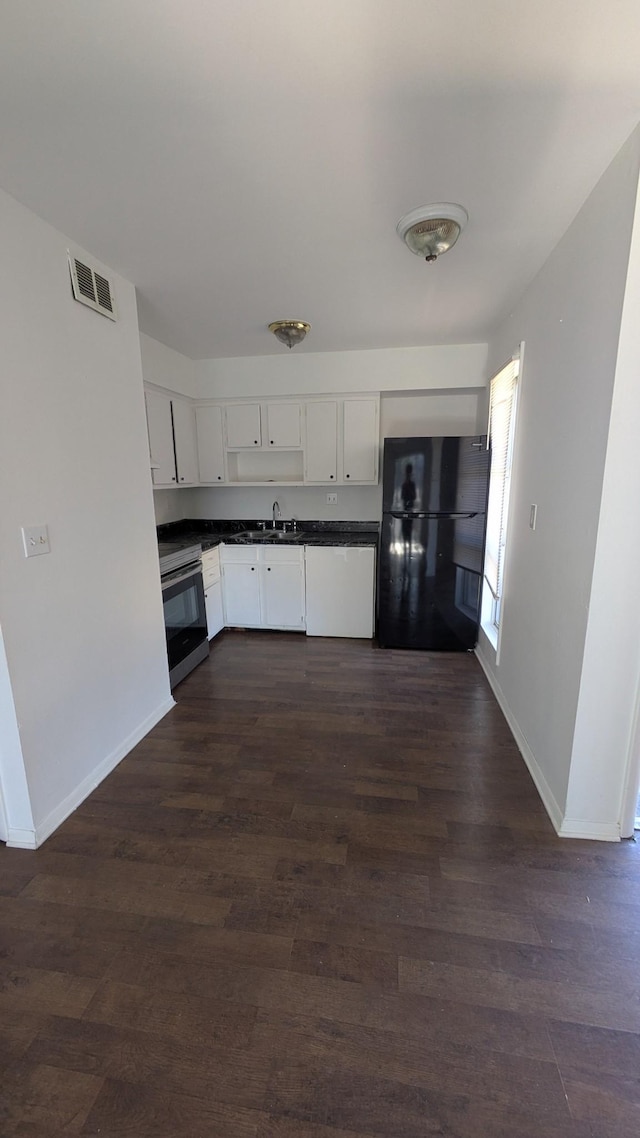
[396,203,468,262]
[268,320,311,349]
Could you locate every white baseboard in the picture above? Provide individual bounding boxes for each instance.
[558,818,621,842]
[6,696,175,850]
[474,646,564,834]
[6,826,38,849]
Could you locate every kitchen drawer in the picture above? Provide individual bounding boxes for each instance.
[201,546,220,570]
[203,564,220,588]
[220,543,259,565]
[260,545,304,565]
[201,546,221,588]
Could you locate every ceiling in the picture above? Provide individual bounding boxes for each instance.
[1,2,640,360]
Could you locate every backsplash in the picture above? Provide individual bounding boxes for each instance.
[153,487,199,525]
[184,484,382,522]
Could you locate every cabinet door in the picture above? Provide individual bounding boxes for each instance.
[266,402,301,448]
[262,562,306,629]
[204,580,224,639]
[305,546,375,638]
[145,389,176,486]
[226,403,262,448]
[222,562,261,626]
[305,401,338,483]
[171,399,199,485]
[196,406,226,483]
[343,398,379,483]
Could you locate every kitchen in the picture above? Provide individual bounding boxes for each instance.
[145,336,487,687]
[0,3,639,858]
[2,7,640,1133]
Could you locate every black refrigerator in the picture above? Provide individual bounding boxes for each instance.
[377,435,490,651]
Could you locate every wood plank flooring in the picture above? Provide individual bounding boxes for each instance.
[1,631,640,1137]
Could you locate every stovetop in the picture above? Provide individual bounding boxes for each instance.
[158,540,202,576]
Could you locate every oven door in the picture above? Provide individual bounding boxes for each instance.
[161,562,208,686]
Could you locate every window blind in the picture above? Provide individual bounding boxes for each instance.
[484,355,519,602]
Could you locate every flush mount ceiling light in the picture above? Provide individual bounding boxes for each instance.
[268,320,311,349]
[396,203,468,262]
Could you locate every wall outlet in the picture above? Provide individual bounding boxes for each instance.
[326,493,338,505]
[22,524,50,557]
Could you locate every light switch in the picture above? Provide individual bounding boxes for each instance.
[326,493,338,505]
[22,524,51,557]
[529,504,538,531]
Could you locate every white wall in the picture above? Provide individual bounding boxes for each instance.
[153,488,197,525]
[0,627,34,844]
[476,125,640,837]
[188,485,381,524]
[140,331,196,397]
[381,390,485,438]
[0,189,173,846]
[563,167,640,838]
[193,343,488,399]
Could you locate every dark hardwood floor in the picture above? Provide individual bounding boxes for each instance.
[1,631,640,1137]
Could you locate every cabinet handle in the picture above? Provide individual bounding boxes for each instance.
[267,567,271,571]
[171,476,176,481]
[346,474,350,479]
[254,439,258,445]
[180,477,185,481]
[270,440,274,445]
[251,567,255,571]
[330,474,334,479]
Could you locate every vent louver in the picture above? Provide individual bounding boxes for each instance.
[68,253,117,320]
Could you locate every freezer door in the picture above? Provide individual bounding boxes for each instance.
[382,436,489,515]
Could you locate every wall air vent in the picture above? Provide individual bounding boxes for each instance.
[68,253,117,321]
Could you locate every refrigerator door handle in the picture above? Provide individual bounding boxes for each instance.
[389,510,479,520]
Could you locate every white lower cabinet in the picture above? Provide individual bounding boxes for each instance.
[305,546,375,638]
[222,557,262,626]
[221,545,305,631]
[262,559,306,628]
[202,546,224,639]
[204,580,224,639]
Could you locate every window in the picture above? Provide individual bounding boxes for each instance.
[482,349,521,645]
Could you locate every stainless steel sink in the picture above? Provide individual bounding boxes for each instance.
[236,529,305,541]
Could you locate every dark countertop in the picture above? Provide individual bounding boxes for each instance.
[157,519,379,551]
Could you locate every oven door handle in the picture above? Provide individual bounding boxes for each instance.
[161,564,202,591]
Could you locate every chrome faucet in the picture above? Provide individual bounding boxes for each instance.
[272,500,281,528]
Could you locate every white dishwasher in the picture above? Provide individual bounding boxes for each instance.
[304,545,375,638]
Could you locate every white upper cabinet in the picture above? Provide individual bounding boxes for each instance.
[145,388,199,487]
[171,398,198,485]
[154,392,380,487]
[343,398,379,484]
[305,401,338,483]
[226,402,262,448]
[145,389,176,486]
[266,402,302,448]
[196,405,226,483]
